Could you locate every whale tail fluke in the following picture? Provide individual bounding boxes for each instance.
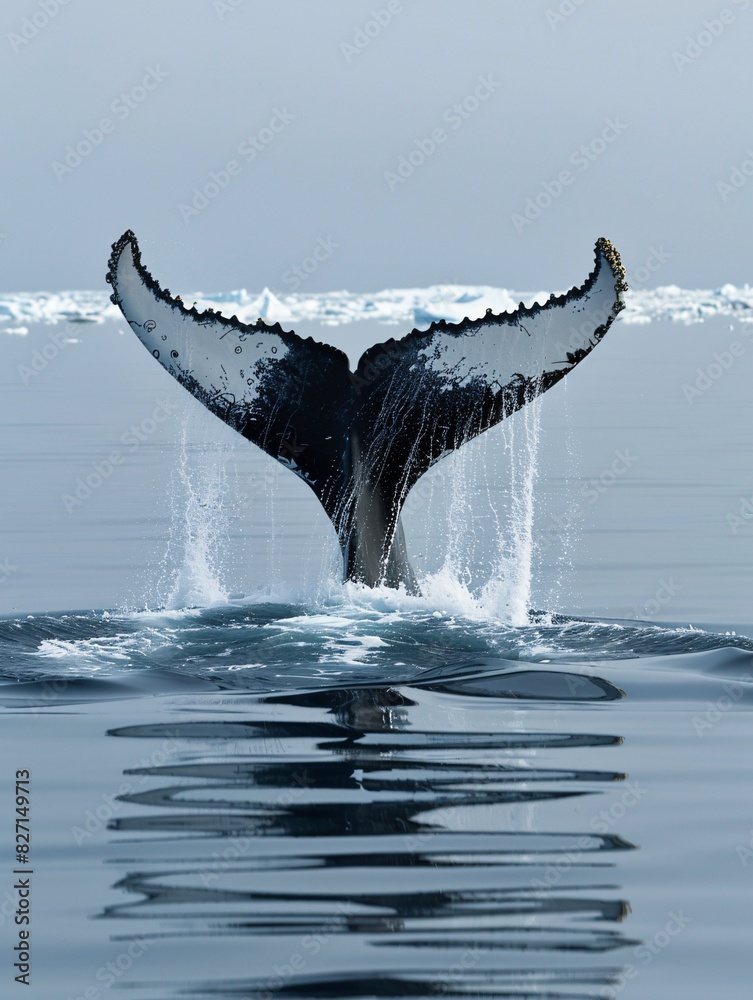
[107,232,626,589]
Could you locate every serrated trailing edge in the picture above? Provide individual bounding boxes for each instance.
[356,237,627,377]
[433,236,626,335]
[106,230,346,362]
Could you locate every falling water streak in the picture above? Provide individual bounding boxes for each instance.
[441,445,475,588]
[264,460,279,591]
[247,454,280,594]
[553,383,579,611]
[479,428,506,583]
[163,413,231,609]
[482,394,542,625]
[512,396,543,621]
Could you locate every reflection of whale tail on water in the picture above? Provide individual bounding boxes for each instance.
[103,668,635,998]
[107,233,627,590]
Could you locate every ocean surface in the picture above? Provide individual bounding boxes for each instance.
[1,287,752,999]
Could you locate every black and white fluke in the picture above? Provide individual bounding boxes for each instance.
[107,232,627,591]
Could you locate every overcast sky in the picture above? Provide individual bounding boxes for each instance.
[2,0,752,295]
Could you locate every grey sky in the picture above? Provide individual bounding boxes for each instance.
[1,0,751,295]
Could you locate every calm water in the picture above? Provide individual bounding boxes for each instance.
[1,314,752,998]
